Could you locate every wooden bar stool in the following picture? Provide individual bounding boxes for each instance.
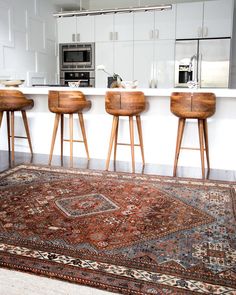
[48,91,91,166]
[170,92,216,178]
[0,90,34,162]
[105,91,146,173]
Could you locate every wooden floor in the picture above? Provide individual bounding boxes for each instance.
[0,150,235,181]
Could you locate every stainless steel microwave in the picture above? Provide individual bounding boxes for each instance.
[59,43,95,70]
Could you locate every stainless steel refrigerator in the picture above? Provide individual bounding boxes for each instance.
[174,38,231,88]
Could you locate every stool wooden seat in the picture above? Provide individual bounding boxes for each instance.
[170,92,216,178]
[0,90,34,161]
[105,91,146,172]
[48,91,91,166]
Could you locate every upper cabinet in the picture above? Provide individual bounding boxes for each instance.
[57,16,94,43]
[176,0,234,39]
[203,0,233,38]
[95,13,133,42]
[134,5,176,41]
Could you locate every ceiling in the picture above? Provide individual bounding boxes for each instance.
[51,0,214,11]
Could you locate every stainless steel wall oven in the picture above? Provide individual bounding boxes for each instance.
[60,71,95,88]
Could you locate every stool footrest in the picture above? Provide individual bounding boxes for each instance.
[117,142,140,147]
[64,139,84,143]
[181,147,206,151]
[9,135,28,139]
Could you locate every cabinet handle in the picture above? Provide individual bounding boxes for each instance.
[76,33,80,42]
[150,30,154,40]
[155,29,159,40]
[72,34,75,42]
[115,32,118,41]
[203,27,208,37]
[197,27,202,38]
[109,32,113,41]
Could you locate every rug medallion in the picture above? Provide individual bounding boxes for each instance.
[0,165,235,294]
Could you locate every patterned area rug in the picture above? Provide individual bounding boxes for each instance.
[0,165,235,294]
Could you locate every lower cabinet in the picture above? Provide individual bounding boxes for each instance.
[95,41,133,88]
[95,40,175,88]
[133,40,175,88]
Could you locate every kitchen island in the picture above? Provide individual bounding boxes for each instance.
[0,87,235,171]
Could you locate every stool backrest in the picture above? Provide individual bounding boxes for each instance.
[105,91,146,116]
[0,90,33,111]
[48,91,89,114]
[170,92,216,119]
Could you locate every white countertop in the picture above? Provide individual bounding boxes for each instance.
[1,86,236,97]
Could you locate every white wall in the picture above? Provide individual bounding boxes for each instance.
[0,0,58,86]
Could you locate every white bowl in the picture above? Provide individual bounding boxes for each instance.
[68,81,80,88]
[0,79,25,87]
[121,80,138,89]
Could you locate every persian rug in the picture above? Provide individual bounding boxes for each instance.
[0,165,236,294]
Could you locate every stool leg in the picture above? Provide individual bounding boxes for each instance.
[10,111,15,162]
[203,119,210,171]
[114,117,119,162]
[173,118,186,177]
[129,116,135,173]
[49,113,60,165]
[136,115,145,165]
[78,113,90,160]
[21,110,33,155]
[106,116,118,170]
[69,114,74,167]
[6,111,11,154]
[61,114,64,162]
[0,112,3,128]
[198,119,205,179]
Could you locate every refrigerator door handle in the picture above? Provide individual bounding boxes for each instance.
[203,27,208,37]
[198,53,202,88]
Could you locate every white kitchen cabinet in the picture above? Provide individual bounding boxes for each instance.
[203,0,233,38]
[114,42,133,81]
[57,16,94,43]
[95,13,133,42]
[134,5,176,41]
[176,0,233,39]
[95,42,114,87]
[57,17,77,43]
[133,41,154,88]
[133,40,175,88]
[95,41,133,87]
[154,40,175,88]
[76,16,95,42]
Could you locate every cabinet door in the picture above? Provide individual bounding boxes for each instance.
[114,13,133,41]
[114,42,133,81]
[133,11,155,41]
[95,15,114,42]
[203,0,233,38]
[95,42,114,88]
[176,2,203,39]
[154,40,175,88]
[154,4,176,40]
[133,41,154,88]
[57,17,76,43]
[76,16,95,42]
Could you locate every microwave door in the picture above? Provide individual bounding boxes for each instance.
[175,40,198,87]
[199,38,230,88]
